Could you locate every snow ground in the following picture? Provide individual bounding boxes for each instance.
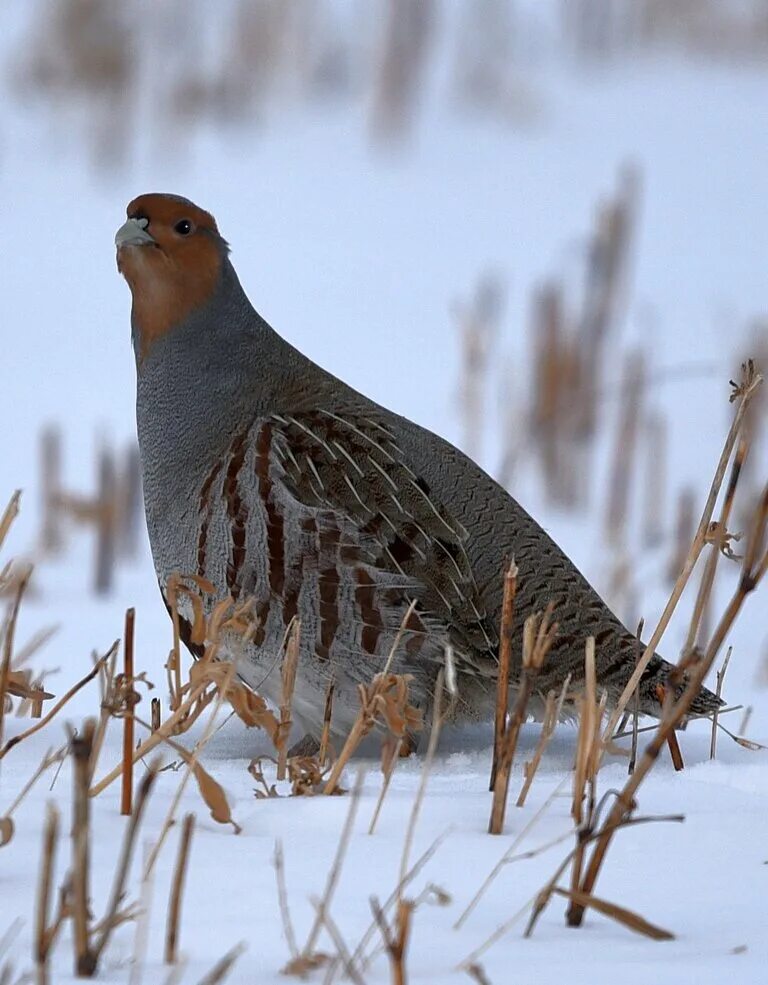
[2,2,768,982]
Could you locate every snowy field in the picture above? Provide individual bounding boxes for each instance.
[2,3,768,983]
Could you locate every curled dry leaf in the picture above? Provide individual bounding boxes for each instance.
[282,953,331,976]
[0,816,14,846]
[5,670,53,702]
[189,760,241,833]
[248,755,280,799]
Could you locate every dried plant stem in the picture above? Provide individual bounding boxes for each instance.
[709,649,733,760]
[318,679,335,766]
[302,771,364,960]
[489,606,557,835]
[516,676,570,808]
[91,760,160,966]
[490,561,517,791]
[604,365,762,738]
[165,814,196,965]
[274,840,299,962]
[571,482,768,926]
[351,829,451,976]
[0,490,21,552]
[4,745,65,819]
[399,670,444,890]
[1,648,112,762]
[0,564,32,756]
[144,663,235,877]
[35,803,60,985]
[151,697,161,732]
[121,607,136,816]
[368,736,403,835]
[370,897,413,985]
[310,900,364,985]
[89,678,209,796]
[195,943,246,985]
[455,776,568,930]
[685,436,747,655]
[71,720,97,976]
[277,619,300,781]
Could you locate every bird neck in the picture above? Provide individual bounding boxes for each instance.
[134,258,303,481]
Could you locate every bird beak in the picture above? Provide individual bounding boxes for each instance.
[115,217,156,248]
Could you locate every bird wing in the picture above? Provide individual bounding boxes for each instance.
[265,407,497,669]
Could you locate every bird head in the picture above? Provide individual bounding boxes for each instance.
[116,193,229,362]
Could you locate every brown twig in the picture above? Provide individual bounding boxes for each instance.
[165,814,196,965]
[570,480,768,926]
[302,771,364,961]
[370,897,413,985]
[0,564,32,756]
[274,840,299,962]
[490,560,517,791]
[1,648,112,762]
[35,803,60,985]
[319,678,335,766]
[709,646,733,760]
[277,619,300,781]
[121,608,136,816]
[0,491,21,553]
[489,605,557,834]
[603,362,762,739]
[516,675,570,808]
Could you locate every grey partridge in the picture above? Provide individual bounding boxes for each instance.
[116,193,720,743]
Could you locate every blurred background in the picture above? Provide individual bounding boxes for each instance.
[2,0,767,720]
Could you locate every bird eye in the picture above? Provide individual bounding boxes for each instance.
[174,219,193,236]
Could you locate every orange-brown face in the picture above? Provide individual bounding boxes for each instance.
[116,193,227,362]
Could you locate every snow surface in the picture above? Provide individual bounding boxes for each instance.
[2,2,768,982]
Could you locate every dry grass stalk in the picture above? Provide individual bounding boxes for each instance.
[368,734,402,835]
[2,745,67,833]
[370,897,414,985]
[628,620,644,775]
[642,411,667,548]
[488,605,557,835]
[709,647,733,759]
[349,829,452,977]
[276,618,301,781]
[685,435,748,655]
[35,803,61,985]
[71,719,97,975]
[70,720,160,975]
[516,675,570,808]
[143,661,240,878]
[151,697,161,732]
[455,776,568,930]
[604,361,763,739]
[300,771,364,966]
[318,678,335,766]
[569,479,768,927]
[555,886,672,940]
[566,640,605,925]
[94,446,117,595]
[605,349,645,544]
[490,560,517,791]
[274,840,299,965]
[399,669,446,891]
[121,607,136,816]
[666,487,696,584]
[0,492,21,558]
[0,564,33,757]
[195,942,246,985]
[165,813,196,965]
[90,596,277,796]
[323,673,421,796]
[455,274,503,462]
